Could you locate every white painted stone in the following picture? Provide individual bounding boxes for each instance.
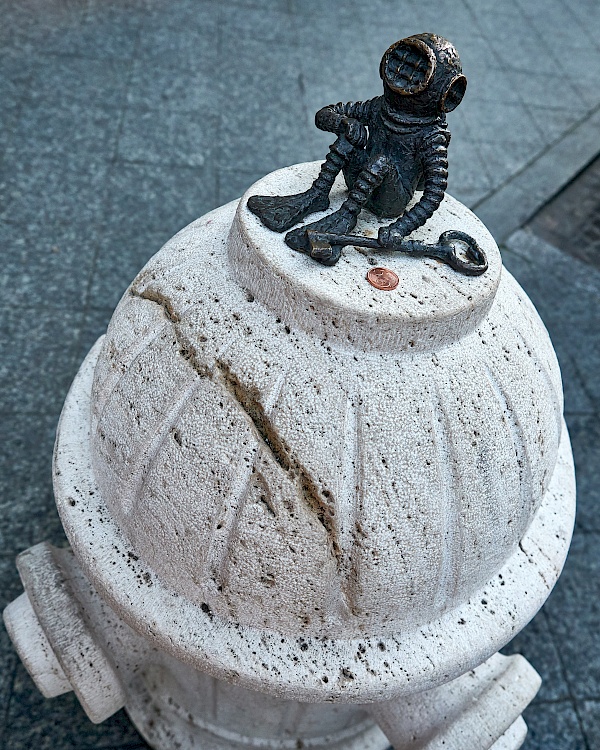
[3,163,576,748]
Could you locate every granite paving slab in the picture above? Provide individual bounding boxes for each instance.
[0,0,599,746]
[521,700,587,750]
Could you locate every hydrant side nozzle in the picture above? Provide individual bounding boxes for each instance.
[3,592,71,698]
[9,542,127,724]
[369,652,541,749]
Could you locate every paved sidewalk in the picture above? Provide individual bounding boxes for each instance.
[1,0,599,748]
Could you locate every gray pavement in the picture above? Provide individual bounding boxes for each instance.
[0,0,599,748]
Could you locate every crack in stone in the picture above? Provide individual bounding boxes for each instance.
[214,360,341,563]
[131,285,180,323]
[131,284,342,569]
[175,330,211,380]
[131,285,210,379]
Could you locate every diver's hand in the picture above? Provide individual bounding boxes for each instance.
[342,118,368,148]
[378,224,407,249]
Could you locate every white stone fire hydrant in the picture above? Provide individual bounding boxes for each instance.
[4,164,575,750]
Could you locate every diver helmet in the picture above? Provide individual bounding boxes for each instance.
[379,33,467,116]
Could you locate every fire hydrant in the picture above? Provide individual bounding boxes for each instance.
[3,163,575,749]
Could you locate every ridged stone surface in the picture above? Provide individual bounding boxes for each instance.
[87,164,563,644]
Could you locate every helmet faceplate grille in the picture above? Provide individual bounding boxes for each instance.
[382,40,436,95]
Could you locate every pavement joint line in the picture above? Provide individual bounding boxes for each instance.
[464,0,600,238]
[472,103,600,244]
[511,0,591,110]
[474,101,600,209]
[461,0,534,111]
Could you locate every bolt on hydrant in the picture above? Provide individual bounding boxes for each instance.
[4,35,575,750]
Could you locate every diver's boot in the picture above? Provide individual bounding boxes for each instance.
[286,158,390,265]
[247,185,330,233]
[285,206,358,259]
[246,137,353,233]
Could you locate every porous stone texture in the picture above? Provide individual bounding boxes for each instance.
[3,164,576,748]
[45,163,574,702]
[4,541,389,749]
[1,536,539,749]
[3,591,70,700]
[86,164,565,647]
[371,652,540,750]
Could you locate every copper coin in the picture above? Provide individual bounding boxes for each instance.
[366,267,399,291]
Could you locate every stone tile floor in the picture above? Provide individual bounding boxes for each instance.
[0,0,599,747]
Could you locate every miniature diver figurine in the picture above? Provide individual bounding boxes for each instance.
[248,33,470,267]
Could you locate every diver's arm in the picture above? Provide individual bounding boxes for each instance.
[315,99,378,147]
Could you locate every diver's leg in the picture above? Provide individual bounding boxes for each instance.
[246,137,356,233]
[285,155,391,257]
[342,145,369,193]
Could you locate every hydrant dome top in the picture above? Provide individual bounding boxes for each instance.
[60,164,569,698]
[232,165,502,353]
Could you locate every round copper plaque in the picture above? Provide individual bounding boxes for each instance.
[366,267,399,291]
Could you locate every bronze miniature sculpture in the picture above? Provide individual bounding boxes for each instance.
[248,33,486,273]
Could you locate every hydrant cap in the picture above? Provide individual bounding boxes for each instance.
[53,164,573,702]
